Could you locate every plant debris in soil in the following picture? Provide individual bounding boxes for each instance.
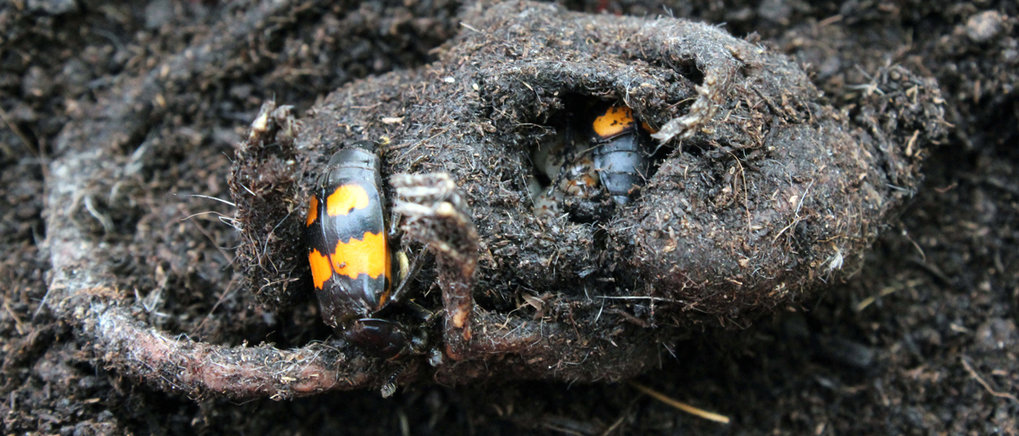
[1,0,1017,434]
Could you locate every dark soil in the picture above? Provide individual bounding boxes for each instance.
[2,0,1017,434]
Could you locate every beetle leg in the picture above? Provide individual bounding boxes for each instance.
[391,173,479,361]
[388,249,427,305]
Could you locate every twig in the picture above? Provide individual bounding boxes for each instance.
[0,105,38,157]
[595,295,681,303]
[855,278,923,312]
[960,357,1019,403]
[4,300,26,335]
[628,381,730,424]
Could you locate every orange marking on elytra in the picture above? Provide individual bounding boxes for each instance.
[376,252,393,306]
[308,248,332,290]
[592,105,635,139]
[326,184,371,216]
[377,287,392,307]
[330,231,388,280]
[305,196,319,227]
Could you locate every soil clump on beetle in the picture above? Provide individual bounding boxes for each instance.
[2,0,1017,434]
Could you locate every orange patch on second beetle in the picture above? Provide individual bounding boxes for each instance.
[305,196,319,227]
[308,248,332,290]
[330,231,388,280]
[592,105,635,139]
[326,184,371,216]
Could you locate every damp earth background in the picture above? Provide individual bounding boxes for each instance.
[1,0,1017,434]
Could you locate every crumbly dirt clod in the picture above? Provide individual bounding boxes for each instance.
[233,0,944,386]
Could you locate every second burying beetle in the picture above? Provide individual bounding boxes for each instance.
[590,105,651,205]
[530,103,654,220]
[304,141,426,359]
